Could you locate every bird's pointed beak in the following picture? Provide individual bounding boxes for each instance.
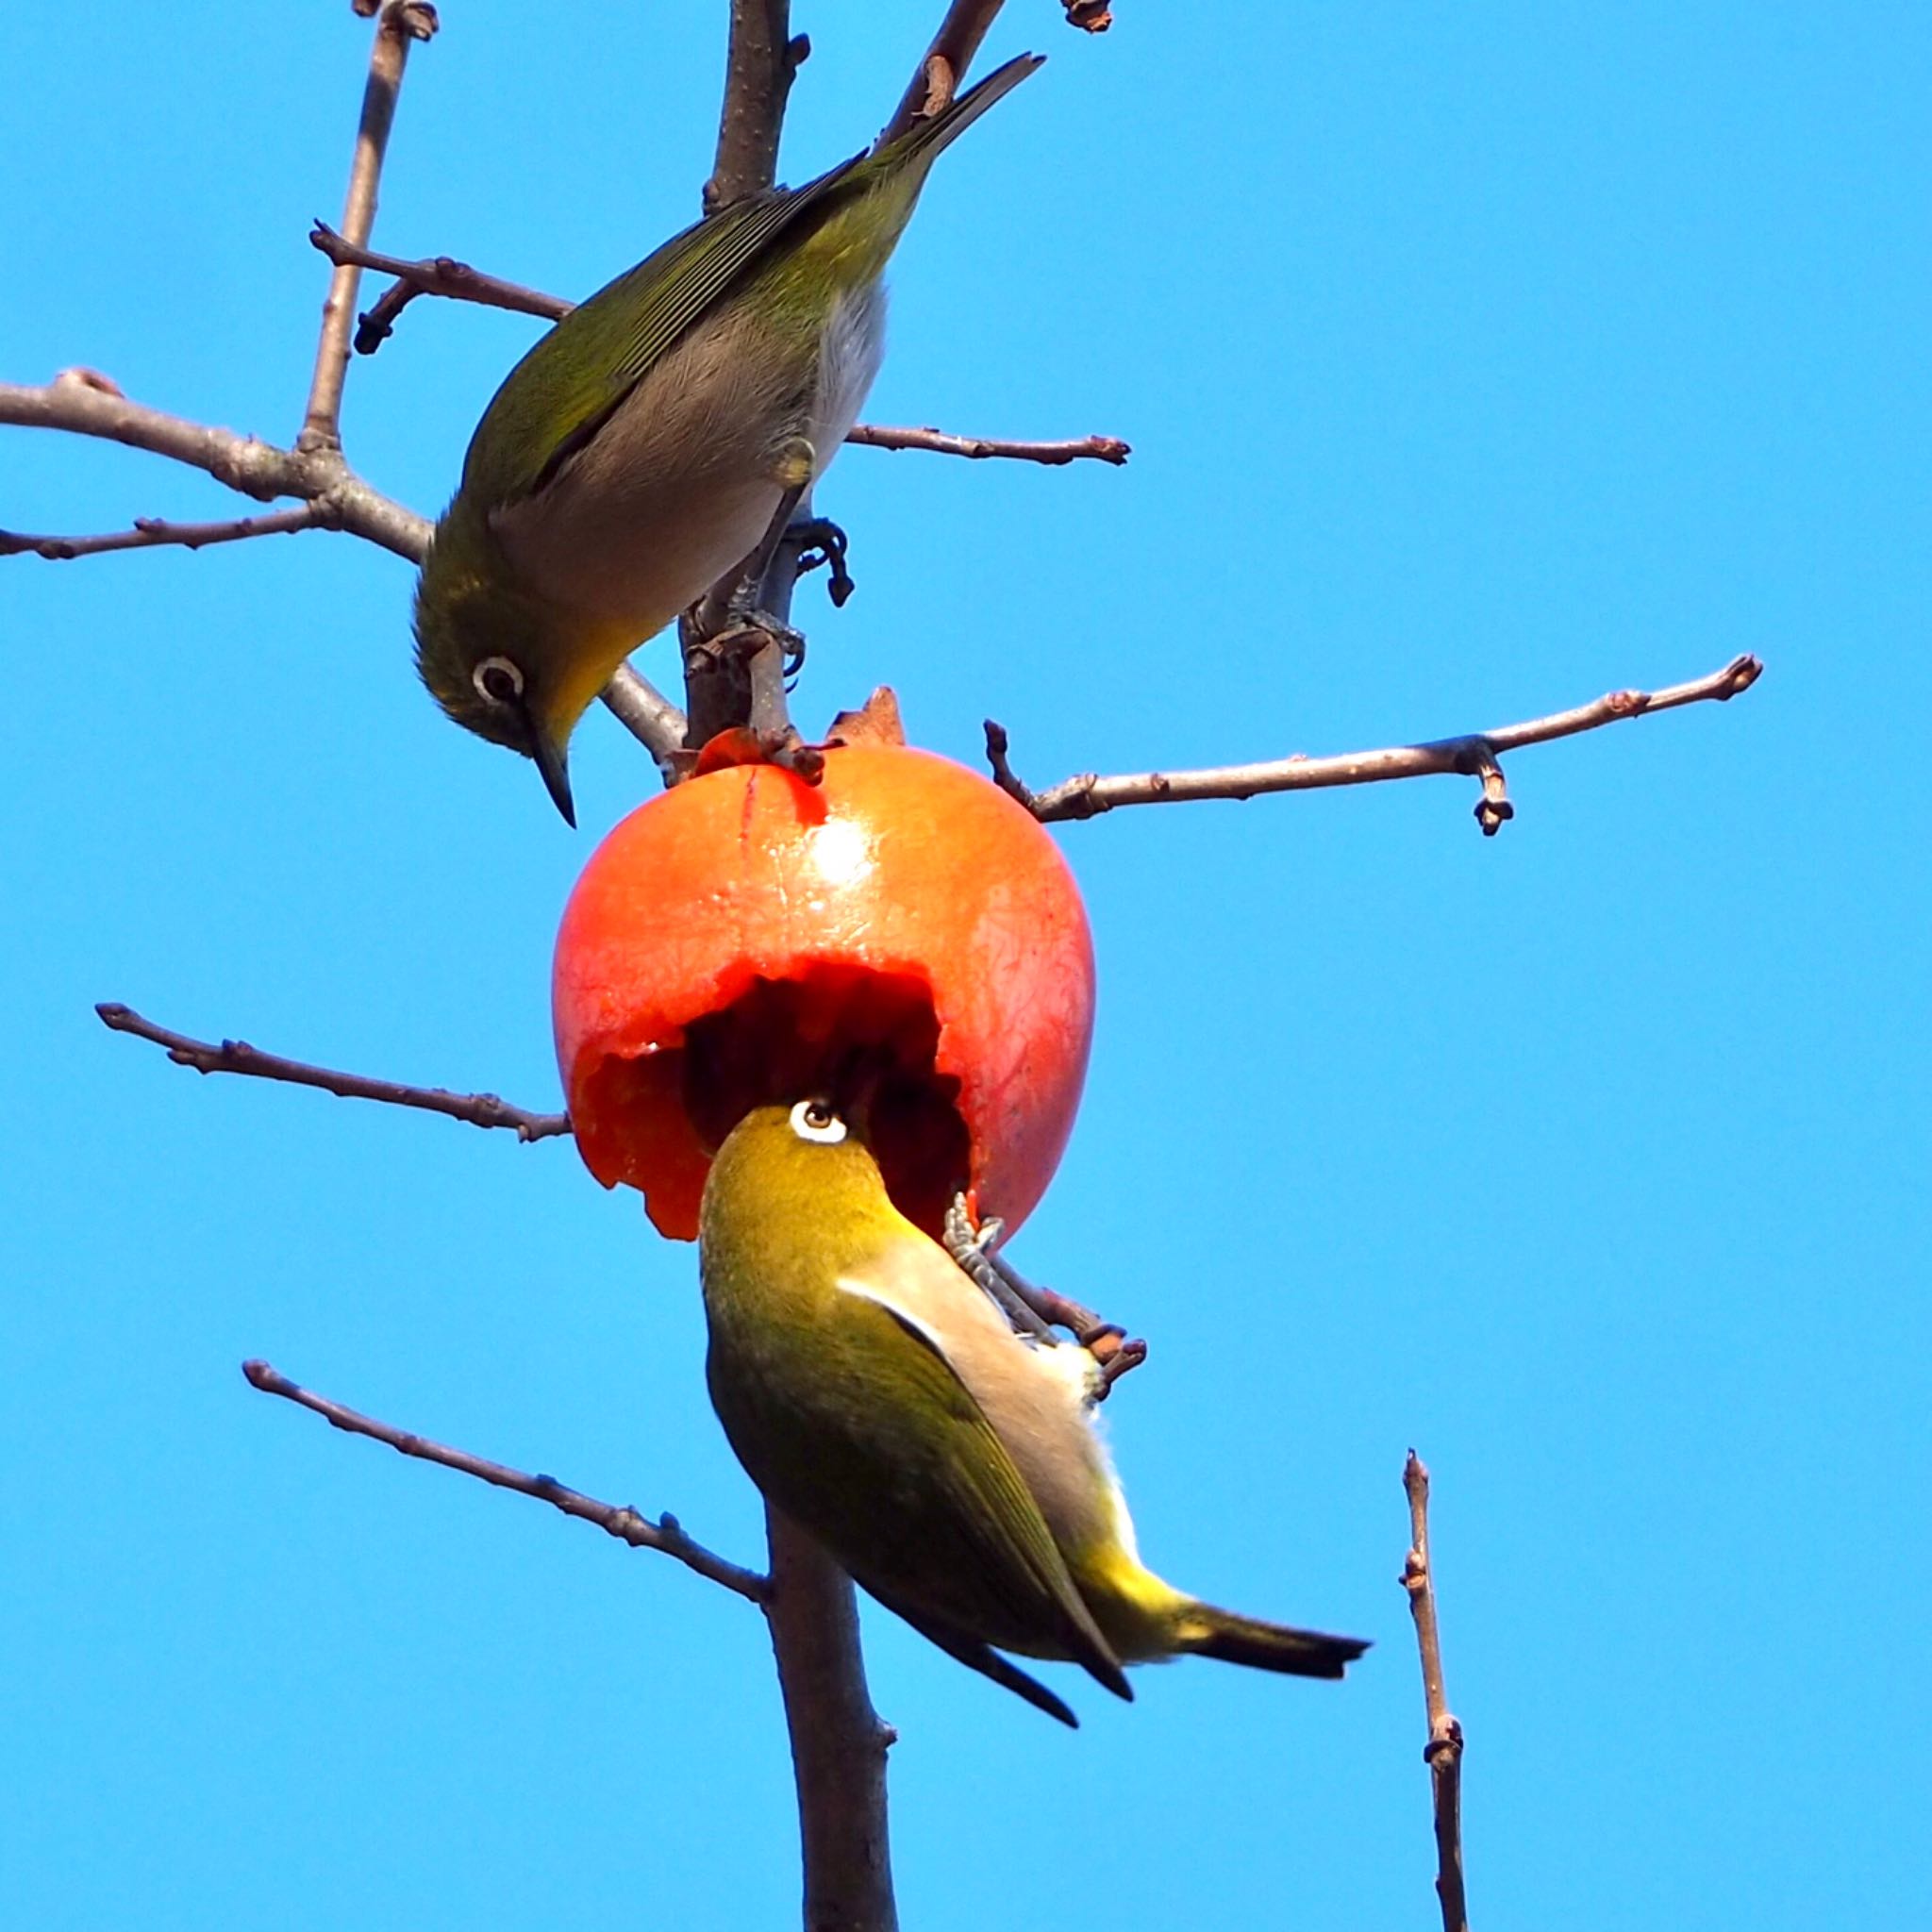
[525,715,576,828]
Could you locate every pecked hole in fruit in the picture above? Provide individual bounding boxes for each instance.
[574,965,970,1241]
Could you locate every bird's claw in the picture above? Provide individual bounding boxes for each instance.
[971,1215,1007,1256]
[943,1193,1148,1392]
[716,605,805,664]
[793,516,856,609]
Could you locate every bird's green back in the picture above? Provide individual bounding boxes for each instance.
[458,180,853,510]
[455,53,1043,512]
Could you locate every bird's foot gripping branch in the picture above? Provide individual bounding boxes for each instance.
[942,1196,1149,1393]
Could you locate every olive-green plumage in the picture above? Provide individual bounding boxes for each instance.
[698,1101,1370,1725]
[414,54,1042,824]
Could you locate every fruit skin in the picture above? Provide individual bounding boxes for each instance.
[552,743,1095,1241]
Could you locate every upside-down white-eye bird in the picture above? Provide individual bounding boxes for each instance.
[697,1099,1371,1726]
[413,54,1043,825]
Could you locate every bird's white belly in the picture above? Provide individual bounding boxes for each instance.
[491,279,889,640]
[497,461,782,637]
[808,278,888,478]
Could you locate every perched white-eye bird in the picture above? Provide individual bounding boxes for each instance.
[698,1100,1370,1726]
[414,54,1043,824]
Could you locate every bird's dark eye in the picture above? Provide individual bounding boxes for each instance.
[790,1099,846,1144]
[474,656,525,707]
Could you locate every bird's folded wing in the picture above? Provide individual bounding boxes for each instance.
[751,1278,1125,1691]
[862,1580,1081,1727]
[465,152,869,508]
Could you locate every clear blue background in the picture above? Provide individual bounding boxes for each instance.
[4,4,1925,1926]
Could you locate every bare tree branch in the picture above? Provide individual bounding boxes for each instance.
[0,370,428,559]
[844,425,1128,465]
[309,221,569,345]
[707,2,811,215]
[95,1002,572,1143]
[883,0,1007,141]
[1403,1453,1468,1932]
[0,373,688,765]
[681,0,810,768]
[603,664,691,779]
[765,1510,899,1932]
[301,1,439,452]
[0,505,325,559]
[242,1357,895,1932]
[244,1357,768,1603]
[313,228,1127,472]
[987,653,1763,834]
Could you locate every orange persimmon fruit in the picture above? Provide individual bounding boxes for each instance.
[552,744,1095,1241]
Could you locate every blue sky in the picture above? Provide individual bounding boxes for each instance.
[3,4,1926,1927]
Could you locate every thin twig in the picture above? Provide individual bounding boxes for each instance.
[95,1002,572,1143]
[844,425,1128,465]
[706,1,809,215]
[982,719,1039,811]
[979,1241,1147,1390]
[357,277,441,355]
[314,233,1124,471]
[0,505,325,559]
[310,221,568,348]
[1403,1453,1468,1932]
[301,1,438,452]
[988,653,1764,834]
[243,1358,767,1603]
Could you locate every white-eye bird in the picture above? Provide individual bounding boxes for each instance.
[698,1099,1371,1725]
[414,54,1043,824]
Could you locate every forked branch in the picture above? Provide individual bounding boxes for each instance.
[0,8,686,771]
[243,1353,893,1928]
[0,373,688,766]
[0,370,428,559]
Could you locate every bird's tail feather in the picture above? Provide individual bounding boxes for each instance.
[889,53,1045,166]
[1172,1602,1371,1681]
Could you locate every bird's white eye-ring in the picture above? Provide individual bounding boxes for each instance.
[790,1099,847,1144]
[473,656,525,707]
